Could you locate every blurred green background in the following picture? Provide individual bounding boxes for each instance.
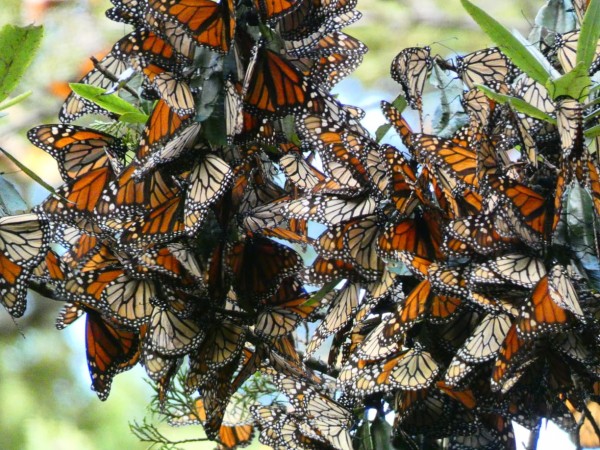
[0,0,541,448]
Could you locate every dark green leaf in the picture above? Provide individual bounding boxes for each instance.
[476,84,557,123]
[371,414,398,450]
[461,0,552,85]
[0,147,54,193]
[585,124,600,138]
[0,25,43,104]
[0,176,28,216]
[69,83,142,116]
[577,0,600,69]
[357,419,374,450]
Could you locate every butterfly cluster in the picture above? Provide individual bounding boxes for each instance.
[3,0,600,448]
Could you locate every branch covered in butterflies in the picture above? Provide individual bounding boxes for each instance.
[2,0,600,449]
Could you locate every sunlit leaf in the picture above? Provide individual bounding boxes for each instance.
[0,25,43,104]
[546,63,592,100]
[69,83,142,116]
[119,111,149,124]
[577,0,600,69]
[477,84,556,123]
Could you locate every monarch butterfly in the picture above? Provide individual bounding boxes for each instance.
[556,96,584,158]
[115,27,189,71]
[349,136,389,196]
[517,274,575,338]
[491,324,534,392]
[252,405,324,449]
[455,47,518,93]
[148,0,235,54]
[84,308,141,400]
[170,397,255,449]
[547,264,584,318]
[38,166,117,233]
[378,214,443,263]
[414,135,478,189]
[286,30,366,59]
[120,195,187,247]
[462,87,496,131]
[243,48,322,114]
[306,394,354,450]
[146,303,205,355]
[308,47,364,89]
[455,313,512,364]
[197,320,246,371]
[363,344,440,391]
[279,152,325,190]
[553,30,600,74]
[381,279,462,346]
[96,165,181,224]
[306,255,362,283]
[226,236,303,307]
[27,125,127,182]
[488,253,546,288]
[0,213,50,317]
[135,99,196,163]
[512,75,555,115]
[285,195,376,225]
[306,282,360,358]
[59,52,128,123]
[183,154,234,234]
[427,262,470,299]
[383,144,428,214]
[485,175,549,238]
[255,277,316,337]
[340,217,385,278]
[32,249,66,285]
[390,46,432,114]
[252,0,301,23]
[100,273,156,327]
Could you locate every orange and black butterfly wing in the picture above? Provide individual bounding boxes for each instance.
[85,309,140,400]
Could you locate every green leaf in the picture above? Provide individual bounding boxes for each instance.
[460,0,552,85]
[546,62,592,100]
[0,176,28,216]
[0,146,54,193]
[371,414,398,450]
[0,25,43,104]
[586,124,600,138]
[69,83,142,116]
[118,111,149,124]
[577,0,600,69]
[357,419,373,450]
[0,90,31,111]
[476,84,557,124]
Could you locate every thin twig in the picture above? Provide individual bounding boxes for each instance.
[90,56,140,99]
